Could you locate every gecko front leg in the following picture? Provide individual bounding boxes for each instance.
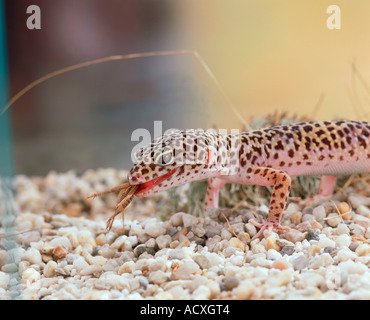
[248,167,291,239]
[205,177,227,208]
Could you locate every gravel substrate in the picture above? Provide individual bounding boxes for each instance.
[0,169,369,300]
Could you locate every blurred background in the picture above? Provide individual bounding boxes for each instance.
[2,0,370,175]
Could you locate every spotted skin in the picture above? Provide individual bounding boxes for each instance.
[128,121,370,238]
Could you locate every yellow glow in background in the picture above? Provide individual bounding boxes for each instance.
[175,1,370,127]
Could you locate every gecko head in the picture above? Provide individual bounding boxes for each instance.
[127,129,232,197]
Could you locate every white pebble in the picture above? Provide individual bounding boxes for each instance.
[149,270,168,285]
[21,231,41,246]
[365,228,370,239]
[205,252,223,267]
[110,235,127,250]
[154,291,173,300]
[337,248,358,262]
[0,271,10,289]
[251,243,265,254]
[245,223,257,237]
[22,268,40,283]
[250,257,272,268]
[309,253,333,269]
[144,221,166,238]
[84,253,107,266]
[168,285,189,299]
[192,285,211,299]
[267,249,282,261]
[355,243,370,256]
[73,256,89,272]
[228,254,244,266]
[22,247,42,265]
[297,272,325,289]
[312,205,326,222]
[173,260,201,280]
[335,234,351,248]
[156,235,172,249]
[169,212,184,227]
[357,205,370,217]
[286,203,300,215]
[76,230,96,247]
[333,223,349,235]
[96,272,130,291]
[348,194,370,208]
[339,260,367,275]
[117,261,135,275]
[182,214,198,228]
[49,236,72,251]
[349,223,365,236]
[43,261,57,278]
[317,236,336,249]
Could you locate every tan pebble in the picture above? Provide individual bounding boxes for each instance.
[295,221,311,232]
[61,203,82,217]
[235,280,254,300]
[42,255,53,264]
[170,240,180,249]
[52,246,68,261]
[276,239,294,247]
[154,291,173,300]
[237,232,250,243]
[338,202,352,220]
[308,245,321,256]
[82,252,107,266]
[229,237,245,251]
[326,213,341,227]
[179,239,190,248]
[271,261,289,270]
[292,211,302,225]
[354,219,370,229]
[284,229,306,243]
[266,235,281,251]
[117,261,136,275]
[351,234,366,242]
[43,260,57,278]
[95,234,108,246]
[365,228,370,239]
[355,243,370,256]
[310,220,323,230]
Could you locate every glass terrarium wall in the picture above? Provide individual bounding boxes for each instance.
[0,0,12,180]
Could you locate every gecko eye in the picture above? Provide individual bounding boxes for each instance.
[155,150,175,166]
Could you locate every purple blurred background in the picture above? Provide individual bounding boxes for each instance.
[5,0,211,175]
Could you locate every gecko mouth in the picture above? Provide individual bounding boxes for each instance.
[136,168,178,194]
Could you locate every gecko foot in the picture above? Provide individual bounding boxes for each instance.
[249,219,290,240]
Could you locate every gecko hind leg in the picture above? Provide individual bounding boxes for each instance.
[307,175,337,201]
